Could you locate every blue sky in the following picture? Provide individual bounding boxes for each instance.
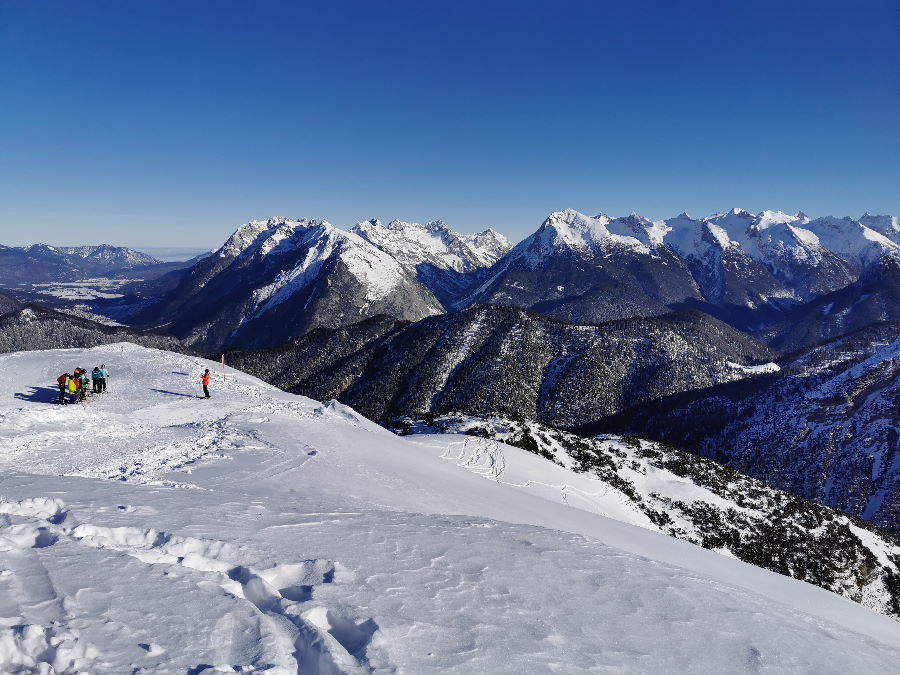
[0,0,897,248]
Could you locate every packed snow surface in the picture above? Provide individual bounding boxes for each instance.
[1,344,898,673]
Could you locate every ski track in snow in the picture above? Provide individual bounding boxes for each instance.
[1,343,899,673]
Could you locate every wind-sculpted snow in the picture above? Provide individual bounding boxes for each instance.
[1,342,899,672]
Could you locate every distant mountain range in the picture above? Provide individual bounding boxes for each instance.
[0,244,168,285]
[120,218,511,351]
[87,208,899,352]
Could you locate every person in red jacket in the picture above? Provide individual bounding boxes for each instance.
[200,369,211,398]
[56,373,69,403]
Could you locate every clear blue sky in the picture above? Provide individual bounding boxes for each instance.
[1,0,897,248]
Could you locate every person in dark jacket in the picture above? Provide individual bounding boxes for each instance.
[91,367,102,394]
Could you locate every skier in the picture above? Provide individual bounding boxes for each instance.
[200,368,211,399]
[57,373,69,403]
[99,364,109,393]
[68,374,79,404]
[82,371,89,400]
[91,367,102,394]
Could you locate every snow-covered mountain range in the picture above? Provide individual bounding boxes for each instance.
[105,208,898,352]
[0,244,164,285]
[463,208,898,327]
[124,217,510,351]
[1,343,898,672]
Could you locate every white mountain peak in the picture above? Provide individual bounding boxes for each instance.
[533,210,648,257]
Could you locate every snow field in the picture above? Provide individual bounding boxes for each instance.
[0,343,898,673]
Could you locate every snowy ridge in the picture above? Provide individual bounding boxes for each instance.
[394,412,900,620]
[237,222,415,317]
[512,206,900,279]
[21,244,161,267]
[512,209,650,267]
[352,219,510,272]
[1,343,899,672]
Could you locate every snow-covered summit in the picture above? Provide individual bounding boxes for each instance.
[511,209,650,266]
[606,213,669,247]
[860,212,900,244]
[1,343,898,672]
[352,218,510,272]
[216,217,284,257]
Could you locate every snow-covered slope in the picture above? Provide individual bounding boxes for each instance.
[351,219,509,272]
[391,413,900,619]
[860,213,900,244]
[1,343,898,672]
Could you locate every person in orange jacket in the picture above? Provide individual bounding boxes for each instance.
[200,368,211,399]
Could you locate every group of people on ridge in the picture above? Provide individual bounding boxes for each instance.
[56,365,109,404]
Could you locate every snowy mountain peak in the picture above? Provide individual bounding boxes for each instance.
[607,213,669,248]
[499,210,652,270]
[352,217,510,272]
[860,213,900,243]
[754,210,801,230]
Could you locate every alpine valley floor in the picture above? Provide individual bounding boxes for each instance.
[1,344,898,673]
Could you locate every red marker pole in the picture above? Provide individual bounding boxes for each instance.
[221,353,226,382]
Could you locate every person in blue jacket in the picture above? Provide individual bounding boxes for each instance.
[98,364,109,393]
[91,367,102,393]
